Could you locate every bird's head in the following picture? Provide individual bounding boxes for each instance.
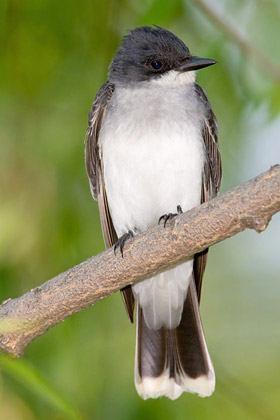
[109,26,216,85]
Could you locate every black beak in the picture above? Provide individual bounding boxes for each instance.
[179,56,217,72]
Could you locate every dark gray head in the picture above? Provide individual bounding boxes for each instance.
[109,26,216,84]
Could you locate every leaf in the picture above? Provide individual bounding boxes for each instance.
[0,354,86,420]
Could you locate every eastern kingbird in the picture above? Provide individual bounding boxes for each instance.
[85,26,222,400]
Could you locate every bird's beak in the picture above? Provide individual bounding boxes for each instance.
[178,56,217,72]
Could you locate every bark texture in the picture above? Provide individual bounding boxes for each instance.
[0,165,279,357]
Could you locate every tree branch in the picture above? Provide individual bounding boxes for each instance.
[0,165,279,357]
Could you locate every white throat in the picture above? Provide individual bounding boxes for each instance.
[149,69,196,87]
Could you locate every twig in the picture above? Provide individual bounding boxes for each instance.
[0,165,279,357]
[192,0,280,84]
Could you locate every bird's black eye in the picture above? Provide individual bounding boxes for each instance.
[151,60,163,70]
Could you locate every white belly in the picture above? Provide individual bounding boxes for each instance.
[100,84,205,235]
[99,83,205,329]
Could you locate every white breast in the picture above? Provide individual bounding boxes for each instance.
[99,78,205,236]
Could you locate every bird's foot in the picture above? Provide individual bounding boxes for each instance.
[114,230,134,257]
[158,205,183,227]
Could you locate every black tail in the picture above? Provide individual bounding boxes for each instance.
[134,277,215,400]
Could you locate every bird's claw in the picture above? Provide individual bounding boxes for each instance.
[158,205,183,227]
[114,230,134,257]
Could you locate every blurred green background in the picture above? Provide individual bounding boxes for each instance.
[1,0,280,419]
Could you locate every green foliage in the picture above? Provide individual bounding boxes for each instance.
[0,0,280,419]
[0,355,85,420]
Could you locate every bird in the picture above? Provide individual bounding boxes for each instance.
[85,25,222,400]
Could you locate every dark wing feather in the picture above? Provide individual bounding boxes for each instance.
[193,84,222,301]
[85,81,114,200]
[85,81,135,322]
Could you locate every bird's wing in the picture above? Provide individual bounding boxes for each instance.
[193,83,222,301]
[85,81,135,322]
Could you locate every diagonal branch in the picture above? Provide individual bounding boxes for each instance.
[0,165,279,357]
[192,0,280,84]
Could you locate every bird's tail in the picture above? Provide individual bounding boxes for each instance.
[134,276,215,400]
